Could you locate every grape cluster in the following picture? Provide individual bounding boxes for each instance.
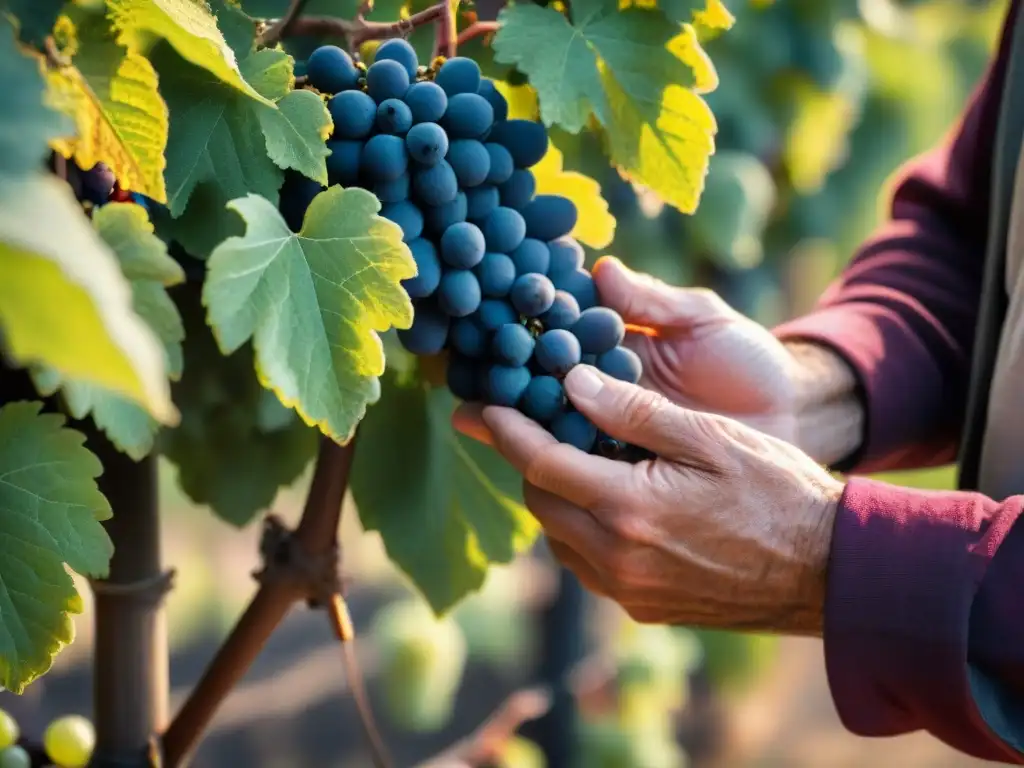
[289,40,649,460]
[0,708,95,768]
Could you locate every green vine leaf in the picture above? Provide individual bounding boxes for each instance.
[106,0,273,105]
[352,377,540,615]
[0,401,113,694]
[46,11,170,203]
[492,0,719,212]
[202,189,416,444]
[32,203,186,460]
[161,286,318,527]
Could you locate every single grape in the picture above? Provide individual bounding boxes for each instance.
[306,45,360,94]
[413,159,459,206]
[535,329,582,376]
[596,346,642,383]
[510,238,550,276]
[446,140,491,188]
[595,432,627,460]
[510,273,556,317]
[451,317,488,358]
[406,122,449,167]
[329,90,377,139]
[380,200,424,242]
[492,323,535,366]
[440,221,486,268]
[551,268,597,310]
[482,206,527,253]
[44,715,95,768]
[551,411,598,452]
[484,143,514,185]
[373,173,410,203]
[520,375,565,422]
[435,56,482,96]
[488,119,549,168]
[442,93,494,139]
[279,171,324,232]
[0,746,30,768]
[447,355,482,400]
[361,134,408,182]
[475,299,519,331]
[465,185,500,221]
[374,38,419,78]
[79,163,116,205]
[485,365,531,406]
[547,236,585,274]
[325,140,362,185]
[376,98,413,134]
[498,168,535,210]
[398,302,450,354]
[573,307,625,355]
[438,270,482,317]
[539,290,581,330]
[477,79,509,122]
[424,191,467,234]
[402,238,441,298]
[366,58,410,102]
[474,252,516,297]
[0,709,19,750]
[522,194,578,241]
[405,81,448,124]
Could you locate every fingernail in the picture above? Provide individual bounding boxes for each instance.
[566,365,604,399]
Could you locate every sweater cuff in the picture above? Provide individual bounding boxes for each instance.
[774,304,955,474]
[824,477,1024,763]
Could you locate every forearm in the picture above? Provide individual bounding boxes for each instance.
[783,341,865,467]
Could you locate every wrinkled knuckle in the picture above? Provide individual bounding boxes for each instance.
[620,388,669,433]
[606,511,649,544]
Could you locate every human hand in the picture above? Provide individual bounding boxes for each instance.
[454,366,845,635]
[589,256,801,442]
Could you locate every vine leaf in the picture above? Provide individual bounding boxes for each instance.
[492,0,719,213]
[154,45,330,225]
[161,286,318,527]
[532,142,616,250]
[352,377,540,615]
[46,11,170,203]
[106,0,272,104]
[655,0,735,28]
[0,401,113,694]
[32,203,186,460]
[202,189,416,444]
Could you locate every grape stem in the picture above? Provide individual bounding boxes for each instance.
[433,0,457,59]
[455,20,500,46]
[280,5,447,49]
[259,0,313,47]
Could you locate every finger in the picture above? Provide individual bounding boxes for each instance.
[562,365,721,470]
[592,256,735,330]
[481,405,634,509]
[524,482,614,564]
[452,402,494,446]
[547,540,611,598]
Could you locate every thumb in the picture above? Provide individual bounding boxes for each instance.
[562,365,722,471]
[592,256,736,330]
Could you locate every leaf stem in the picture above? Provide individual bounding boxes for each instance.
[455,20,499,46]
[283,5,446,48]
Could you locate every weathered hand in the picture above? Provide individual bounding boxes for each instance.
[455,366,845,635]
[592,256,801,442]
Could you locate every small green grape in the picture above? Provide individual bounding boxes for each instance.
[0,745,31,768]
[0,710,18,750]
[44,715,95,768]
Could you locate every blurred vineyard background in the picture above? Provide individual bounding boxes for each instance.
[0,0,1005,765]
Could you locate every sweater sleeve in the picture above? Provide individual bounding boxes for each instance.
[772,0,1019,474]
[825,478,1024,763]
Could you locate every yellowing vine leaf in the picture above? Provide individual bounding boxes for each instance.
[46,14,169,202]
[532,142,615,249]
[492,0,719,212]
[202,189,416,444]
[106,0,272,105]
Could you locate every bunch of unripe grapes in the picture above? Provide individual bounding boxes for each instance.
[288,39,648,459]
[0,708,95,768]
